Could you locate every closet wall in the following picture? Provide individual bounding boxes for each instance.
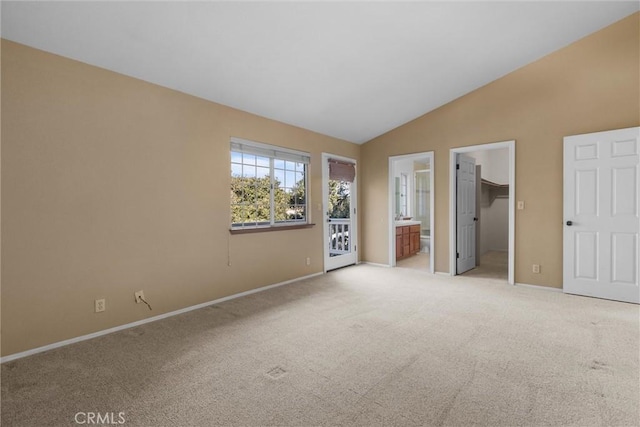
[467,148,509,256]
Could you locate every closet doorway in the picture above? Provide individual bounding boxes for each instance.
[449,141,515,284]
[388,152,434,273]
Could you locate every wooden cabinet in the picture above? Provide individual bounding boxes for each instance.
[395,227,403,259]
[409,225,420,254]
[402,226,410,258]
[396,224,421,260]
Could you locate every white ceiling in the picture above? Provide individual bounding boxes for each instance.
[2,1,638,144]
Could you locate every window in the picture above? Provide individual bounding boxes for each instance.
[400,173,408,216]
[230,138,309,229]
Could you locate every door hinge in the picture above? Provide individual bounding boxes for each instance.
[456,164,460,170]
[456,252,460,259]
[354,208,356,214]
[354,245,356,251]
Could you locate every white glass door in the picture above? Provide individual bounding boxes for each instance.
[323,154,357,271]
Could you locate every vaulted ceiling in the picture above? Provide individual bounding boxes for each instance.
[2,1,638,143]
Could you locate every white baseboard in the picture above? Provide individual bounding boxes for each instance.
[361,262,391,268]
[1,271,324,364]
[514,282,563,292]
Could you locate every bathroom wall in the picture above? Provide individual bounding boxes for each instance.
[413,162,428,171]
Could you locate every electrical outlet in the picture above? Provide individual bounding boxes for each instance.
[532,264,541,274]
[306,257,311,266]
[95,299,106,313]
[517,201,525,210]
[134,290,145,304]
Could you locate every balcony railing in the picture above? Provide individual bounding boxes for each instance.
[328,219,350,256]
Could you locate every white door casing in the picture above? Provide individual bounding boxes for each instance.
[323,153,357,272]
[457,154,477,274]
[388,152,435,273]
[449,141,515,284]
[563,127,639,304]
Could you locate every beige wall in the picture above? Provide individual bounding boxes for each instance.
[1,40,359,356]
[361,13,639,286]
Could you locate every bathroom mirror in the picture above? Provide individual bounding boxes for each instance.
[394,177,401,217]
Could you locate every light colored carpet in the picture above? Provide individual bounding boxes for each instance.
[462,251,509,280]
[2,265,638,426]
[396,252,430,271]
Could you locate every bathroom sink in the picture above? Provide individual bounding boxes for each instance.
[395,220,421,226]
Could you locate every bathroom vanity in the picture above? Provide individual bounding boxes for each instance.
[395,220,421,260]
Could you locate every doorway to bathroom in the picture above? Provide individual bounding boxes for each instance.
[388,152,434,273]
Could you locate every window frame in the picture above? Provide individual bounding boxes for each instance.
[230,138,311,232]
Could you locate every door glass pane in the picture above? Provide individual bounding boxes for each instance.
[328,179,351,258]
[328,180,351,219]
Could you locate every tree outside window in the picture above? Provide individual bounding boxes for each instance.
[231,151,307,227]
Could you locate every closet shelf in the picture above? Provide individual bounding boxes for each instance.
[480,179,509,207]
[481,178,509,188]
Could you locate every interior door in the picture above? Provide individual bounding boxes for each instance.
[324,155,357,271]
[457,154,477,274]
[563,127,639,303]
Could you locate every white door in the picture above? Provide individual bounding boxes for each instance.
[323,155,357,271]
[457,154,477,274]
[563,127,639,303]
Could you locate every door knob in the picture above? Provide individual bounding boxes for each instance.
[473,217,478,221]
[566,221,573,226]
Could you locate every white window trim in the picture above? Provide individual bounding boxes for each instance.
[230,137,310,164]
[230,138,310,230]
